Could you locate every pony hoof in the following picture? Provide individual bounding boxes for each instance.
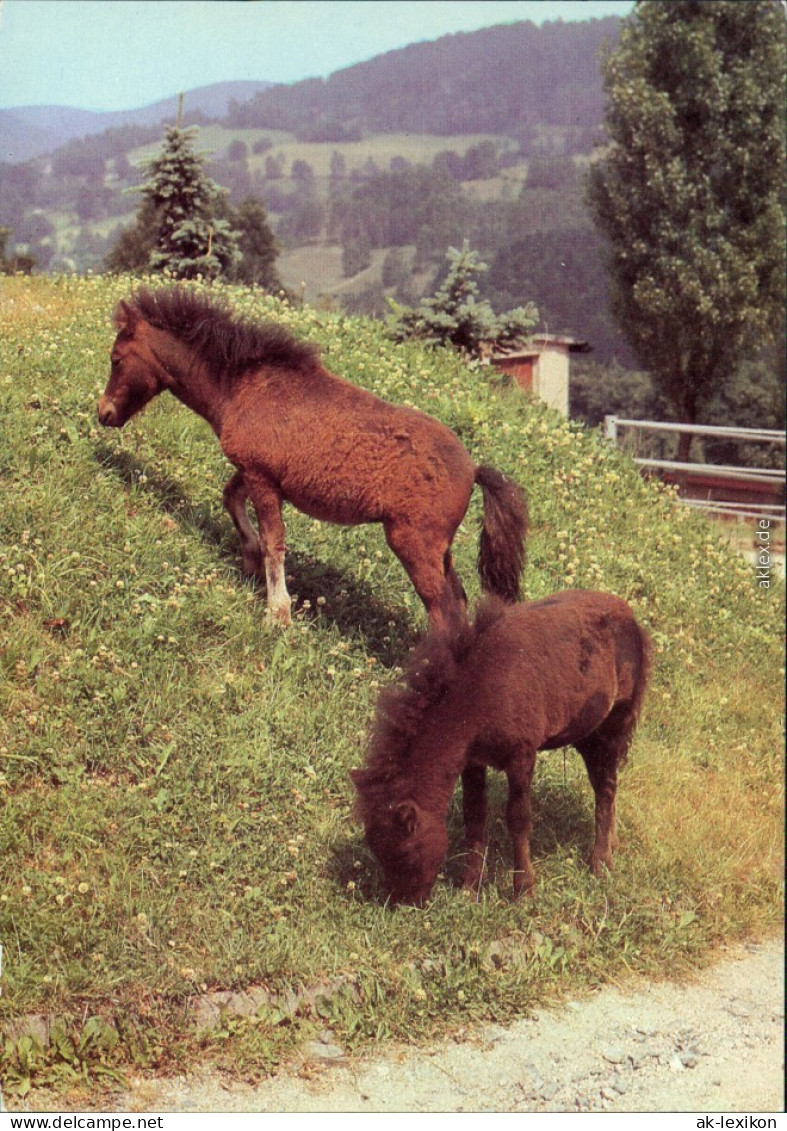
[589,854,614,877]
[512,870,536,899]
[462,868,484,891]
[267,606,292,627]
[241,556,264,579]
[513,885,536,900]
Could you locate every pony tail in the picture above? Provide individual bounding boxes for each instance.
[630,622,653,731]
[475,465,528,603]
[613,619,653,770]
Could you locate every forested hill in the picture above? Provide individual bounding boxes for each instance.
[0,13,631,368]
[226,17,621,139]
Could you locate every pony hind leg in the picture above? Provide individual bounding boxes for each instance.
[575,708,635,875]
[505,746,537,898]
[384,520,466,632]
[223,470,263,578]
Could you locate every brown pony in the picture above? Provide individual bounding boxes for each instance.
[352,590,651,905]
[97,286,527,629]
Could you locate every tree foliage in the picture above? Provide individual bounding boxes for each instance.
[105,127,285,287]
[0,226,34,275]
[104,199,159,275]
[342,236,373,278]
[230,197,282,290]
[226,18,619,139]
[389,242,537,356]
[329,166,471,252]
[485,226,636,367]
[587,0,786,450]
[138,125,241,280]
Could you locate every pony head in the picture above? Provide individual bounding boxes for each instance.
[98,299,167,428]
[351,778,449,906]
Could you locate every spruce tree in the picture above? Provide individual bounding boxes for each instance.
[389,242,537,356]
[139,124,241,280]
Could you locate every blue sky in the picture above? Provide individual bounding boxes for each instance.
[0,0,634,112]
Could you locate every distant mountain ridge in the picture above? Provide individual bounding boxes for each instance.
[0,15,640,369]
[226,17,621,138]
[0,17,623,164]
[0,81,277,163]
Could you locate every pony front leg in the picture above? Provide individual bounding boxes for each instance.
[461,764,488,892]
[506,748,536,898]
[223,470,263,578]
[246,475,292,626]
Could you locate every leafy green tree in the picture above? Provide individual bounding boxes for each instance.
[587,0,786,459]
[381,247,409,290]
[485,227,637,367]
[389,241,537,356]
[139,124,241,280]
[0,226,12,268]
[704,345,786,470]
[332,167,471,253]
[291,159,315,187]
[264,153,286,180]
[230,197,282,290]
[278,195,325,244]
[329,150,347,191]
[526,157,579,191]
[104,199,159,274]
[462,140,500,181]
[570,359,666,428]
[227,140,248,162]
[0,226,34,274]
[114,152,132,181]
[342,235,373,278]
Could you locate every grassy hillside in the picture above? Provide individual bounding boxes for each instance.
[128,129,508,177]
[0,275,783,1098]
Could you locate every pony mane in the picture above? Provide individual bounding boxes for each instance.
[118,286,321,381]
[353,596,509,820]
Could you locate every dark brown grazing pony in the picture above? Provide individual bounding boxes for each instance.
[98,287,527,629]
[352,589,651,905]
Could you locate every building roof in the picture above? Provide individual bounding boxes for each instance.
[487,334,591,362]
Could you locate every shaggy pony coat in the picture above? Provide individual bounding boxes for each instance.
[353,589,651,904]
[98,286,528,630]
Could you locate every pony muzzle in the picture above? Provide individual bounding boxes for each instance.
[97,396,119,427]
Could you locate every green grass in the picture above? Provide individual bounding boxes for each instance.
[0,274,783,1098]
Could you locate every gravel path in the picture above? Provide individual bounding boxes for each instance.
[115,936,784,1114]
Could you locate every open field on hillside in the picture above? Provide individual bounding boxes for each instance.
[0,275,783,1098]
[276,244,351,304]
[127,129,512,179]
[276,245,403,305]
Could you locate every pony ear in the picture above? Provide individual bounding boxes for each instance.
[393,800,420,836]
[115,300,138,336]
